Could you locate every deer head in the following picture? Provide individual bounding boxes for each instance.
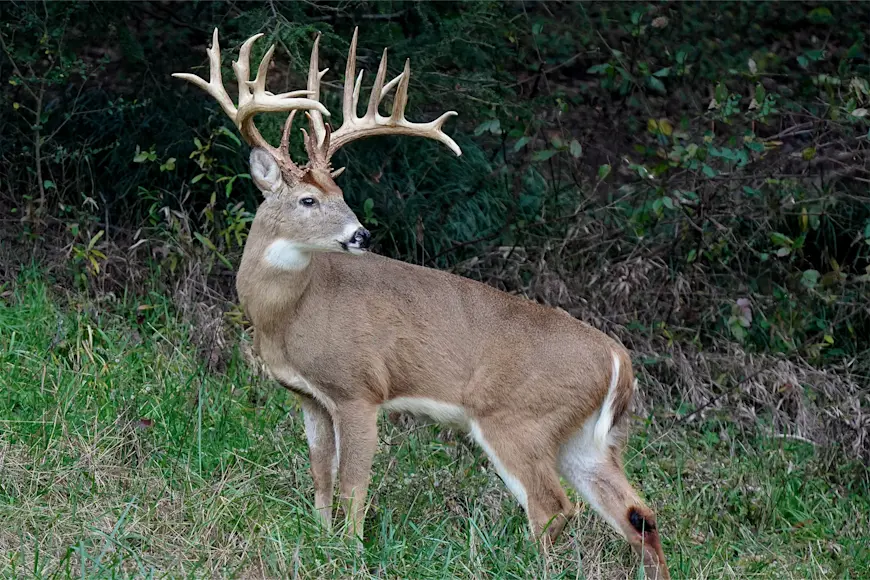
[174,28,461,263]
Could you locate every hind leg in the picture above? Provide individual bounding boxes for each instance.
[562,446,670,580]
[469,419,574,545]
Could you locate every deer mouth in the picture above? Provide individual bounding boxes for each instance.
[338,240,367,255]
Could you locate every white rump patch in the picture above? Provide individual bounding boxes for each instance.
[593,351,621,447]
[556,414,620,530]
[381,397,469,428]
[469,420,529,513]
[264,239,311,270]
[556,350,624,532]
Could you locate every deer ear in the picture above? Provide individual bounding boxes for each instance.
[249,148,283,197]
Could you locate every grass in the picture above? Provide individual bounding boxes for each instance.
[0,271,868,579]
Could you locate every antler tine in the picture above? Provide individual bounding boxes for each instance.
[352,70,364,114]
[366,48,389,120]
[232,33,262,108]
[327,31,462,159]
[306,34,331,149]
[172,29,238,121]
[342,28,360,124]
[380,72,404,105]
[390,59,411,123]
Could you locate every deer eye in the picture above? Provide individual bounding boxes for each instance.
[299,197,317,207]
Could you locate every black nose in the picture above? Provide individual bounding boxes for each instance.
[350,227,371,249]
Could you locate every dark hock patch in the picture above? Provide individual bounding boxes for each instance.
[628,507,656,534]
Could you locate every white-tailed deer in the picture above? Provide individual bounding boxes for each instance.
[175,28,670,579]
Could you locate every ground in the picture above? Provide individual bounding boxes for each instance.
[1,272,868,579]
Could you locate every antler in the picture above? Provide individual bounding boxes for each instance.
[175,28,460,187]
[304,27,462,176]
[173,29,330,182]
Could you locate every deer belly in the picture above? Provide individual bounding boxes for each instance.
[381,397,470,429]
[270,364,337,415]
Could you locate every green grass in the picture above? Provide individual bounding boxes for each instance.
[1,272,868,579]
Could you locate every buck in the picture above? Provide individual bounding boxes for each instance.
[175,28,670,579]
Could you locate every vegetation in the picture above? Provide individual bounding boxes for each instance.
[1,1,869,577]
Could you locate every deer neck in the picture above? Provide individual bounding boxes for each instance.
[236,219,316,333]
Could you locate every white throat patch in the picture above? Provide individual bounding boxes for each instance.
[264,239,311,270]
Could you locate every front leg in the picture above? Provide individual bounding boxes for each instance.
[300,396,337,530]
[334,402,379,539]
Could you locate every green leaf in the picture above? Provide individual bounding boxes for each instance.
[191,173,206,184]
[729,319,746,342]
[87,230,105,251]
[159,157,176,172]
[805,49,825,62]
[43,180,56,190]
[512,136,531,152]
[770,232,793,247]
[701,164,717,178]
[714,82,728,103]
[363,198,374,213]
[531,149,559,162]
[569,139,583,158]
[587,63,611,75]
[801,269,820,289]
[194,232,217,252]
[597,164,611,180]
[653,67,671,78]
[745,141,764,152]
[219,127,241,147]
[532,22,543,35]
[473,119,501,136]
[808,6,833,23]
[646,76,666,94]
[661,196,675,210]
